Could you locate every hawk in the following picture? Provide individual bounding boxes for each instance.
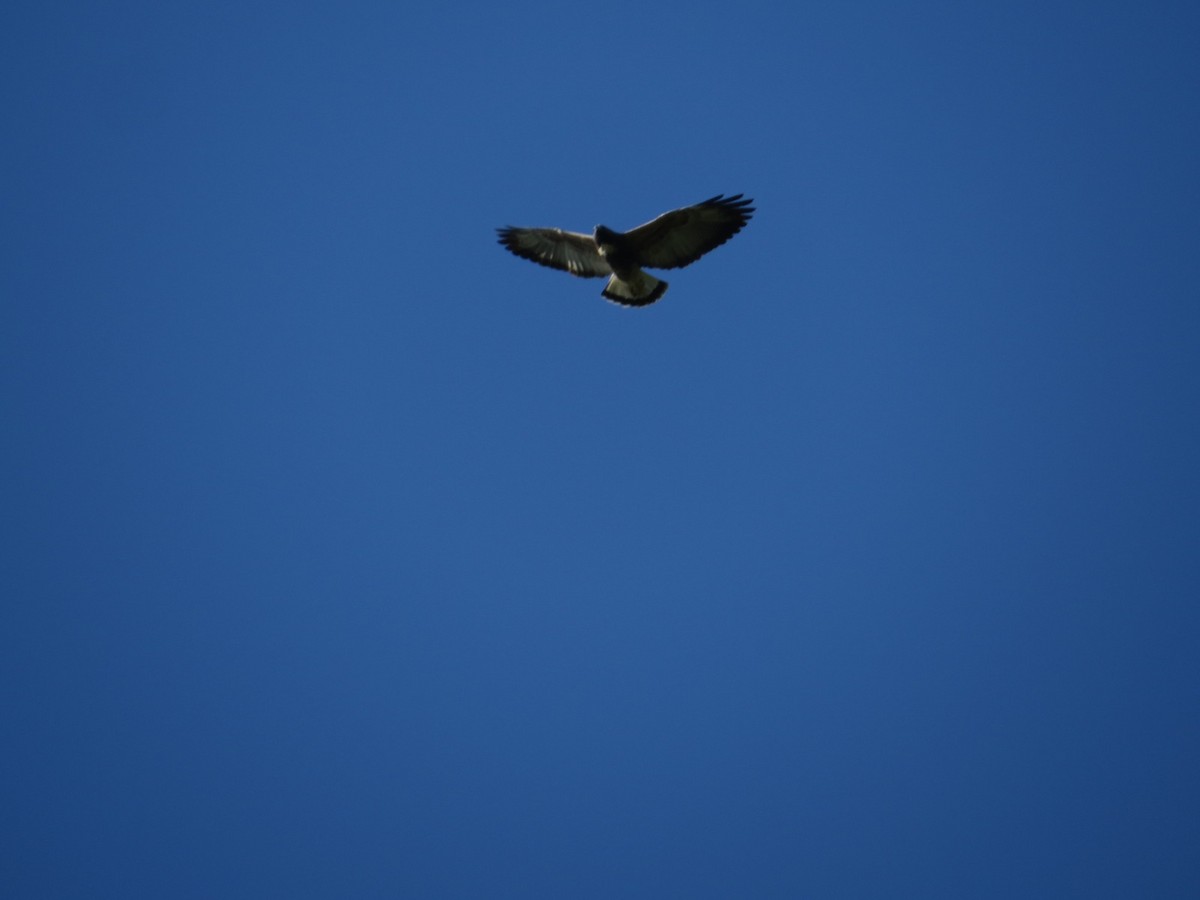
[496,194,755,307]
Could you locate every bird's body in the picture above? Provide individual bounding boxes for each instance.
[497,194,755,307]
[592,224,668,304]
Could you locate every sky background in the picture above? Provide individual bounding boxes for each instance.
[3,1,1199,897]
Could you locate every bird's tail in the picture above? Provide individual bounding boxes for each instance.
[601,271,667,307]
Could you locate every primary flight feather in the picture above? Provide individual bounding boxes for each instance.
[496,194,755,307]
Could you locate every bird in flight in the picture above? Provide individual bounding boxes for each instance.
[496,194,755,307]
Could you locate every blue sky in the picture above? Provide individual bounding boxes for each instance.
[3,1,1199,897]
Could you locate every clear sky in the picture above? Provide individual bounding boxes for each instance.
[4,1,1199,897]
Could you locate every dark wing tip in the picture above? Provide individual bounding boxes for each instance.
[496,226,529,254]
[496,226,532,261]
[699,193,756,217]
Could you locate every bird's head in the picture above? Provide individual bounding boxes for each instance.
[593,224,620,258]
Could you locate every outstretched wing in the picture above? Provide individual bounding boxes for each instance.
[624,194,755,270]
[496,227,611,278]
